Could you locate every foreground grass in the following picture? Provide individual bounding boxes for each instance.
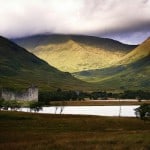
[0,111,150,150]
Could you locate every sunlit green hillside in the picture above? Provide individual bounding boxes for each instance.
[74,38,150,91]
[118,37,150,65]
[14,34,136,73]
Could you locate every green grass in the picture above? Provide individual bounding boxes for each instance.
[0,111,150,150]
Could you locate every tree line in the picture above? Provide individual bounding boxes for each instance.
[0,99,42,112]
[39,89,150,104]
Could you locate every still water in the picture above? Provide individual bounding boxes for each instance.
[20,105,139,117]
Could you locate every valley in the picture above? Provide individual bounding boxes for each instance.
[74,37,150,91]
[14,34,150,91]
[0,34,149,92]
[0,1,150,150]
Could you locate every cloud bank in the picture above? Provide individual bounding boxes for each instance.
[0,0,150,44]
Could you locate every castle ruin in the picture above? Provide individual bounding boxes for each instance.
[0,86,38,101]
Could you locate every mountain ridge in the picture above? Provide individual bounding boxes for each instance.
[13,34,137,51]
[117,37,150,65]
[14,34,137,73]
[12,34,150,91]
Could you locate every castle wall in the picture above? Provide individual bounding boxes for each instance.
[1,90,16,100]
[1,87,38,101]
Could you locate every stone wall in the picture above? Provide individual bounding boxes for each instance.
[0,87,38,101]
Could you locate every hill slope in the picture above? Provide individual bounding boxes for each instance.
[14,34,136,73]
[0,36,93,91]
[74,38,150,91]
[118,37,150,65]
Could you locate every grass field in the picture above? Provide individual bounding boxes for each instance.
[50,100,150,106]
[0,111,150,150]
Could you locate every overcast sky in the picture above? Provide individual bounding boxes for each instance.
[0,0,150,44]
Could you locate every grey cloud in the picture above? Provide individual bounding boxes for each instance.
[0,0,150,44]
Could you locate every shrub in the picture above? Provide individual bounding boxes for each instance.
[0,99,4,110]
[0,100,21,111]
[135,104,150,120]
[9,100,21,111]
[29,101,43,112]
[2,100,10,110]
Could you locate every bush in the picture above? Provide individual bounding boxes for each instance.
[135,104,150,120]
[0,99,4,110]
[0,100,21,111]
[9,100,21,110]
[29,101,43,112]
[2,101,10,110]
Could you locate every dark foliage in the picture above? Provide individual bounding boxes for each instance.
[135,104,150,120]
[121,90,150,100]
[39,89,80,104]
[29,101,43,112]
[39,89,150,105]
[0,100,21,110]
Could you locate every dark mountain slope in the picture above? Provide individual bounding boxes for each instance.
[14,34,136,51]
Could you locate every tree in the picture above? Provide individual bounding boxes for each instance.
[29,101,43,112]
[2,100,10,110]
[9,100,21,111]
[0,99,4,110]
[0,100,21,111]
[135,104,150,120]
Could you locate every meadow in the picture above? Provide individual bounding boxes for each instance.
[0,111,150,150]
[49,100,150,106]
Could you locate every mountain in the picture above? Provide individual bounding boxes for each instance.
[13,34,150,91]
[118,37,150,65]
[14,34,136,73]
[0,36,93,91]
[74,38,150,91]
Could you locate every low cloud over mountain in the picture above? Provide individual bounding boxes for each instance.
[0,0,150,44]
